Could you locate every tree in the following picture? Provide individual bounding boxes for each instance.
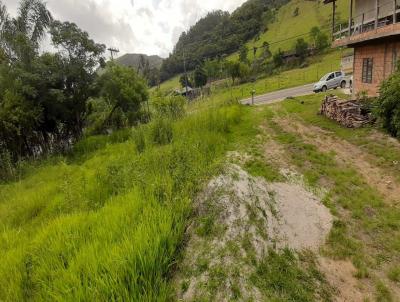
[272,49,284,67]
[315,32,329,51]
[0,0,52,64]
[179,74,192,89]
[377,71,400,137]
[261,41,271,59]
[226,61,249,84]
[310,26,329,51]
[97,63,149,129]
[50,21,106,136]
[294,38,309,60]
[0,1,106,160]
[310,26,320,45]
[239,45,249,64]
[203,59,221,81]
[193,65,208,88]
[147,67,160,87]
[138,54,151,80]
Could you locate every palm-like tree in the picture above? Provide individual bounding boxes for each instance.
[0,0,52,63]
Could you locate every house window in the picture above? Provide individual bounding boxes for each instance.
[362,58,373,83]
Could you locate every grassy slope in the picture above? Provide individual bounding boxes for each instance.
[152,74,181,93]
[0,99,257,301]
[228,0,349,61]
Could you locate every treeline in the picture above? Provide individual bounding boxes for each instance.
[160,0,289,81]
[0,0,149,169]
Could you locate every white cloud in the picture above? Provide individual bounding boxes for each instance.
[2,0,247,58]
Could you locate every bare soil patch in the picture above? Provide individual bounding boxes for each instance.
[276,117,400,205]
[174,164,333,301]
[319,257,372,302]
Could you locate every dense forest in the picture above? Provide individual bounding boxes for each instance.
[160,0,289,81]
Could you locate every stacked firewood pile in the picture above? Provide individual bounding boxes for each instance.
[319,95,371,128]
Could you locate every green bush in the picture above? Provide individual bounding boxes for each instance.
[377,72,400,137]
[151,118,173,145]
[0,149,15,181]
[152,95,186,119]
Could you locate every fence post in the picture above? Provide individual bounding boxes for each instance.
[361,13,365,33]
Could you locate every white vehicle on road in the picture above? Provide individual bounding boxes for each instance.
[313,71,347,93]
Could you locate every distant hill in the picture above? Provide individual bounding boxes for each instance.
[159,0,350,82]
[160,0,290,81]
[115,53,163,70]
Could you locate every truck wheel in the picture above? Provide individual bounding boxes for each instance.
[322,86,327,92]
[340,81,346,89]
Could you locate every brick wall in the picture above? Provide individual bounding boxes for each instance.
[353,41,400,96]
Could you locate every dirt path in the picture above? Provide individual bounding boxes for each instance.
[261,123,378,301]
[275,117,400,205]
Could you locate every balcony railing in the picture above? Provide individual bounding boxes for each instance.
[333,1,400,42]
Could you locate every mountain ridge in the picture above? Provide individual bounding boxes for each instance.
[115,53,164,70]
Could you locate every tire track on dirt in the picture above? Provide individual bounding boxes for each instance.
[275,118,400,205]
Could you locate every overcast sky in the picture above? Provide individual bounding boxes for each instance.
[3,0,247,58]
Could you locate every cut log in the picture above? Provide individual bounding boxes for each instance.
[319,96,371,128]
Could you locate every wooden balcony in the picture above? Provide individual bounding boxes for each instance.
[332,21,400,47]
[325,0,400,47]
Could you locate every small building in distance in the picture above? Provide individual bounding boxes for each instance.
[324,0,400,96]
[341,51,354,75]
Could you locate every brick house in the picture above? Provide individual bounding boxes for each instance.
[324,0,400,96]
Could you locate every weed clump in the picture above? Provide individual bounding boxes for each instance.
[152,95,186,120]
[132,126,146,153]
[151,118,173,145]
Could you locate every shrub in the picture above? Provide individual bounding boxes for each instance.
[377,72,400,137]
[152,96,186,119]
[151,118,173,145]
[132,126,146,153]
[273,49,284,68]
[294,38,309,60]
[0,149,15,181]
[310,27,329,52]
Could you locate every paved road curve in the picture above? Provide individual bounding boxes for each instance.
[241,83,315,105]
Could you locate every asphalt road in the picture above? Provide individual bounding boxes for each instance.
[241,83,315,105]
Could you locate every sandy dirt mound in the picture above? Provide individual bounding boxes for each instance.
[270,182,333,251]
[174,164,333,301]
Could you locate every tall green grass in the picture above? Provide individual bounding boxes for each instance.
[0,100,249,301]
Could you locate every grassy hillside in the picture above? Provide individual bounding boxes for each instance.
[0,98,255,300]
[228,0,349,61]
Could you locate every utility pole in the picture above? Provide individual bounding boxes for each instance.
[108,47,119,60]
[183,48,189,99]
